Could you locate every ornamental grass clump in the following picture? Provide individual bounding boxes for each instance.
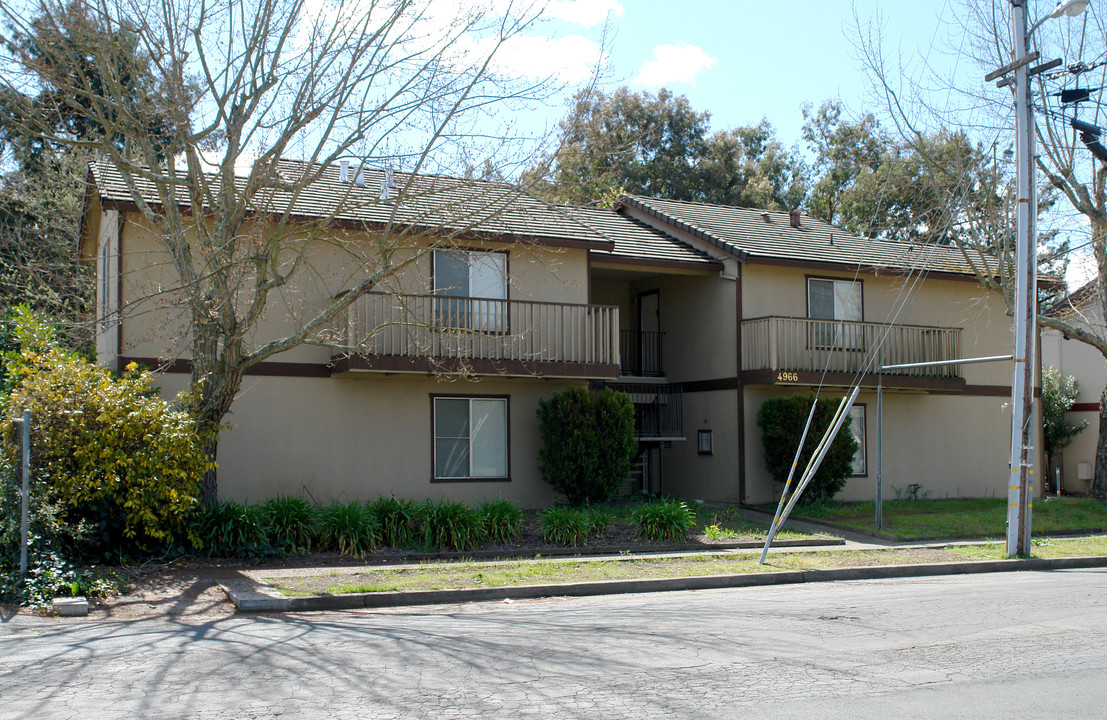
[261,496,318,553]
[419,499,484,551]
[368,495,418,548]
[478,498,523,544]
[585,507,615,538]
[195,500,275,558]
[633,499,696,542]
[541,506,590,546]
[319,501,379,555]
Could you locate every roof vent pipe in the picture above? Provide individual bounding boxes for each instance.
[789,209,801,228]
[355,163,365,187]
[339,160,349,184]
[761,212,771,223]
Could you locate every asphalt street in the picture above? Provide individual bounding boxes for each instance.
[2,568,1106,719]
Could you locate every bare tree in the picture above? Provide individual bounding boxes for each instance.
[852,0,1107,496]
[0,0,588,502]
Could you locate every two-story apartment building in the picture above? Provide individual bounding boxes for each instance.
[81,161,1020,507]
[602,196,1017,504]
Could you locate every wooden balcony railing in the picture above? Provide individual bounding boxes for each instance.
[334,292,620,370]
[741,316,963,378]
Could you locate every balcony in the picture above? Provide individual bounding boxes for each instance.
[619,330,664,377]
[741,316,964,390]
[331,292,620,378]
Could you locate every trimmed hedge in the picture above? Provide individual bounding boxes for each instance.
[757,394,858,503]
[537,387,638,505]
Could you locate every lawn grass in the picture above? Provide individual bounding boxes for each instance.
[263,536,1107,596]
[787,496,1107,540]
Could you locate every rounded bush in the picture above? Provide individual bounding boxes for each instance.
[756,394,858,504]
[537,387,638,505]
[2,312,204,558]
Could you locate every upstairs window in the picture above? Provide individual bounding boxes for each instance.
[808,278,862,349]
[433,249,507,332]
[807,278,861,322]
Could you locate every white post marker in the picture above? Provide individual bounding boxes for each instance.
[19,409,30,577]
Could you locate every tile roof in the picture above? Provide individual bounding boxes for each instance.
[563,206,721,267]
[88,160,614,248]
[1043,279,1098,318]
[619,194,996,277]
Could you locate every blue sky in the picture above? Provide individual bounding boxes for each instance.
[521,0,964,151]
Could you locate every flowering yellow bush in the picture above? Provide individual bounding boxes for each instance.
[4,336,203,557]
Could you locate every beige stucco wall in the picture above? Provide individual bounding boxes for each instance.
[660,388,741,502]
[102,209,590,365]
[153,372,580,507]
[740,386,1013,504]
[1042,304,1104,494]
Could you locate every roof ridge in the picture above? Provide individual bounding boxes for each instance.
[619,194,738,257]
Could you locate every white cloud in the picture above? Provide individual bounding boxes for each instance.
[543,0,623,29]
[634,43,717,87]
[494,34,603,83]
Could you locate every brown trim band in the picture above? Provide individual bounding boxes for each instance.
[119,356,332,378]
[748,255,987,284]
[1071,402,1100,412]
[588,253,724,273]
[741,369,967,393]
[681,377,740,393]
[99,200,614,252]
[334,354,618,379]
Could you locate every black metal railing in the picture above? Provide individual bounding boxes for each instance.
[619,330,664,377]
[594,381,683,440]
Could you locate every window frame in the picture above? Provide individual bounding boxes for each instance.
[849,403,867,477]
[805,276,865,351]
[431,248,510,334]
[805,276,863,322]
[430,394,511,483]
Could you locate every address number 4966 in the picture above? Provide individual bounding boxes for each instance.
[777,372,799,382]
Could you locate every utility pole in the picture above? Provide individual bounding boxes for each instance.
[993,0,1088,557]
[1008,0,1036,559]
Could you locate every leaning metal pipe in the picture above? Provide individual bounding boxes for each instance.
[759,387,859,564]
[759,400,820,565]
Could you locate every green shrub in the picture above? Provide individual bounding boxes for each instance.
[1,309,204,558]
[368,495,418,548]
[0,455,120,609]
[319,501,379,555]
[478,499,523,544]
[756,394,858,503]
[262,496,318,553]
[419,499,484,551]
[195,501,275,557]
[1043,366,1087,458]
[537,387,638,505]
[632,499,695,542]
[585,507,615,537]
[541,506,590,546]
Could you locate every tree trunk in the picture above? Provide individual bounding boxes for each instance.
[199,436,219,506]
[1093,386,1107,500]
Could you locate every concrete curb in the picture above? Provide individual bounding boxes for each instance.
[219,555,1107,614]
